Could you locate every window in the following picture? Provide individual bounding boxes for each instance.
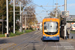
[44,22,58,35]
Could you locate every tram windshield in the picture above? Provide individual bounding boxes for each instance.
[44,22,58,32]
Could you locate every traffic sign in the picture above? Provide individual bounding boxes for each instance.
[61,11,69,18]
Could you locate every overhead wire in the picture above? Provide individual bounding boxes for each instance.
[53,0,54,9]
[31,2,47,10]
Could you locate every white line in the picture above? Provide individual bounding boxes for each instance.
[56,43,58,50]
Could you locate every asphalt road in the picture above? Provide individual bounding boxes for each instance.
[69,33,75,39]
[0,30,75,50]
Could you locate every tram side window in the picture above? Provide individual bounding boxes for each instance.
[56,22,58,28]
[44,22,46,24]
[44,26,47,30]
[44,22,47,30]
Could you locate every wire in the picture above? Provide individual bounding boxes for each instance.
[31,2,46,10]
[53,0,54,9]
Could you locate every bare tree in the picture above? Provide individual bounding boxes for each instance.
[22,5,38,27]
[15,0,32,5]
[49,8,61,18]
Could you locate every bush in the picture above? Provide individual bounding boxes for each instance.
[15,31,23,35]
[0,34,5,37]
[0,29,34,37]
[25,30,33,33]
[29,27,34,31]
[9,32,16,37]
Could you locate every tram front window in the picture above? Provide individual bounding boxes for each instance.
[44,22,58,35]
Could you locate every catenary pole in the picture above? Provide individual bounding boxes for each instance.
[20,2,22,32]
[64,0,67,39]
[6,0,9,35]
[2,15,3,35]
[25,15,26,30]
[55,4,57,17]
[13,0,15,33]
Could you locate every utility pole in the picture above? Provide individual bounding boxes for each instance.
[2,15,3,35]
[13,0,15,33]
[64,0,67,11]
[55,0,58,17]
[64,0,67,39]
[55,3,58,17]
[34,19,35,30]
[20,2,22,32]
[25,15,26,30]
[6,0,9,36]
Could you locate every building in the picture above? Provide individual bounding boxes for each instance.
[37,22,42,30]
[66,15,75,21]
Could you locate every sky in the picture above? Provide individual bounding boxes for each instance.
[32,0,75,23]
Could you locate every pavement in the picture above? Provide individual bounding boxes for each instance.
[0,43,16,50]
[69,33,75,39]
[0,30,75,50]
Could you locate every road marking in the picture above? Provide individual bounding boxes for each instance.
[43,42,48,50]
[59,42,74,49]
[56,43,58,50]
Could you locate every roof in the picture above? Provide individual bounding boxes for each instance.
[67,21,75,23]
[66,15,75,21]
[44,16,58,18]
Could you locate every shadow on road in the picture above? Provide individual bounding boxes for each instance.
[29,41,39,50]
[0,39,8,44]
[32,43,36,50]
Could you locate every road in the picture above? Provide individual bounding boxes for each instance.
[69,33,75,39]
[0,30,75,50]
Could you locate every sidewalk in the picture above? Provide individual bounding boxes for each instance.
[60,37,75,42]
[0,37,11,39]
[0,43,16,50]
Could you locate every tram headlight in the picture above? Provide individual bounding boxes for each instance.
[44,30,47,32]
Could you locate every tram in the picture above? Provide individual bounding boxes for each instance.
[42,18,60,41]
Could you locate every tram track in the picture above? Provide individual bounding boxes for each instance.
[42,42,48,50]
[21,31,42,50]
[7,30,41,50]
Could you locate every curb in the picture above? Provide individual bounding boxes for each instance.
[0,30,36,39]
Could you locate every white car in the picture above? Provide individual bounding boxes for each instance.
[71,23,75,30]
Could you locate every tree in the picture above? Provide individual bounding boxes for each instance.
[22,6,38,27]
[0,0,34,33]
[0,0,6,19]
[0,0,22,33]
[15,0,32,6]
[9,5,20,31]
[49,8,61,18]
